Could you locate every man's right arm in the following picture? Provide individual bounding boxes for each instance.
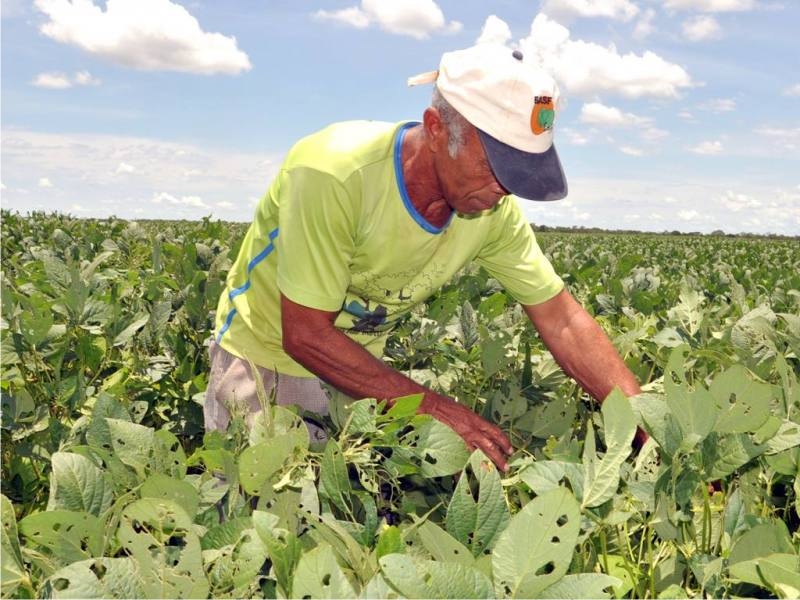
[280,293,513,470]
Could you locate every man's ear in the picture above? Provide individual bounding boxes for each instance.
[422,107,445,153]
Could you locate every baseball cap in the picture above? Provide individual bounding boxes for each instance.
[408,43,567,202]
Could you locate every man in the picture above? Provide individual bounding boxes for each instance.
[206,43,643,471]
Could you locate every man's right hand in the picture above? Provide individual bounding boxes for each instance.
[419,393,513,472]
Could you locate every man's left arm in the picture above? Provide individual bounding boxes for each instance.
[523,289,648,446]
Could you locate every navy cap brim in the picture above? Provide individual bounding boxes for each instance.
[477,130,567,202]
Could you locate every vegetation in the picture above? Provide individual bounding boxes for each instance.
[1,210,798,598]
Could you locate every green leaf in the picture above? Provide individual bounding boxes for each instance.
[756,553,800,599]
[1,494,28,597]
[518,460,585,502]
[492,487,581,598]
[47,452,114,517]
[238,428,308,495]
[106,418,155,478]
[39,557,143,598]
[445,450,510,556]
[318,439,351,513]
[253,510,302,597]
[582,389,636,508]
[393,416,470,477]
[18,510,103,565]
[728,521,795,585]
[112,313,149,347]
[380,553,494,599]
[415,519,474,566]
[537,573,621,599]
[515,396,577,439]
[117,497,209,599]
[710,364,772,434]
[291,543,357,599]
[666,387,719,449]
[375,525,403,559]
[140,473,199,517]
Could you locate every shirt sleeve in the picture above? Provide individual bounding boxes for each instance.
[474,196,564,306]
[274,166,358,312]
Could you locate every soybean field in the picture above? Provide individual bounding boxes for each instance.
[1,210,799,598]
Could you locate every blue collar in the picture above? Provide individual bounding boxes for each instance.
[394,122,452,234]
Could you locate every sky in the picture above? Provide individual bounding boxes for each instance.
[1,0,799,236]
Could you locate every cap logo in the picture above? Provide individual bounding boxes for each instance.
[530,95,555,135]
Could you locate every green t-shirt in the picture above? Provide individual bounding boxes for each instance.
[214,120,564,377]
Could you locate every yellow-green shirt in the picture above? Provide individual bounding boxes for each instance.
[214,121,564,377]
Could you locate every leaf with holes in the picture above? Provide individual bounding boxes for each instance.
[537,573,621,599]
[291,542,357,599]
[710,364,772,434]
[415,520,474,566]
[491,487,581,598]
[106,418,154,479]
[391,416,470,477]
[117,498,209,599]
[380,553,494,599]
[18,510,103,567]
[1,494,27,597]
[446,450,510,557]
[139,473,199,518]
[238,428,308,495]
[39,557,143,598]
[46,452,113,517]
[253,510,302,597]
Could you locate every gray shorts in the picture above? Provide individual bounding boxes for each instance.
[204,341,330,442]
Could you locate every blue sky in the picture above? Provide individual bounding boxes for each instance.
[2,0,799,235]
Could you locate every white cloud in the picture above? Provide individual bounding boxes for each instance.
[518,14,694,98]
[783,83,800,97]
[633,8,656,40]
[678,209,700,220]
[540,0,639,21]
[699,98,736,112]
[32,70,102,88]
[1,129,280,221]
[32,72,72,89]
[476,14,512,45]
[34,0,251,75]
[525,177,799,235]
[682,15,721,41]
[314,6,370,29]
[38,177,54,187]
[664,0,756,11]
[152,192,208,208]
[579,102,651,127]
[620,146,644,156]
[690,140,724,154]
[720,190,762,212]
[314,0,462,39]
[73,70,101,86]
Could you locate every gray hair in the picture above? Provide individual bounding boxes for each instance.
[432,87,468,159]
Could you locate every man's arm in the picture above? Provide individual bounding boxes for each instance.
[523,288,641,400]
[523,288,648,446]
[281,294,514,470]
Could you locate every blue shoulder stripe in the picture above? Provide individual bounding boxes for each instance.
[216,226,279,342]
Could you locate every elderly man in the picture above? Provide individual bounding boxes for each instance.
[206,43,642,471]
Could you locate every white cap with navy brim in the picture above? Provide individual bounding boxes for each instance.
[408,43,568,202]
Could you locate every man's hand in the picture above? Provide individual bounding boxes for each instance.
[419,394,513,472]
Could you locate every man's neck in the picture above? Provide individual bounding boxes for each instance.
[401,125,452,229]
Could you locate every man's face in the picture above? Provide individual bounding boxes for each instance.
[436,123,509,215]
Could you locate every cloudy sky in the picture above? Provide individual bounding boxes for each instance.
[2,0,799,235]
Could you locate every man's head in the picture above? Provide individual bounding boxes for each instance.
[410,43,567,202]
